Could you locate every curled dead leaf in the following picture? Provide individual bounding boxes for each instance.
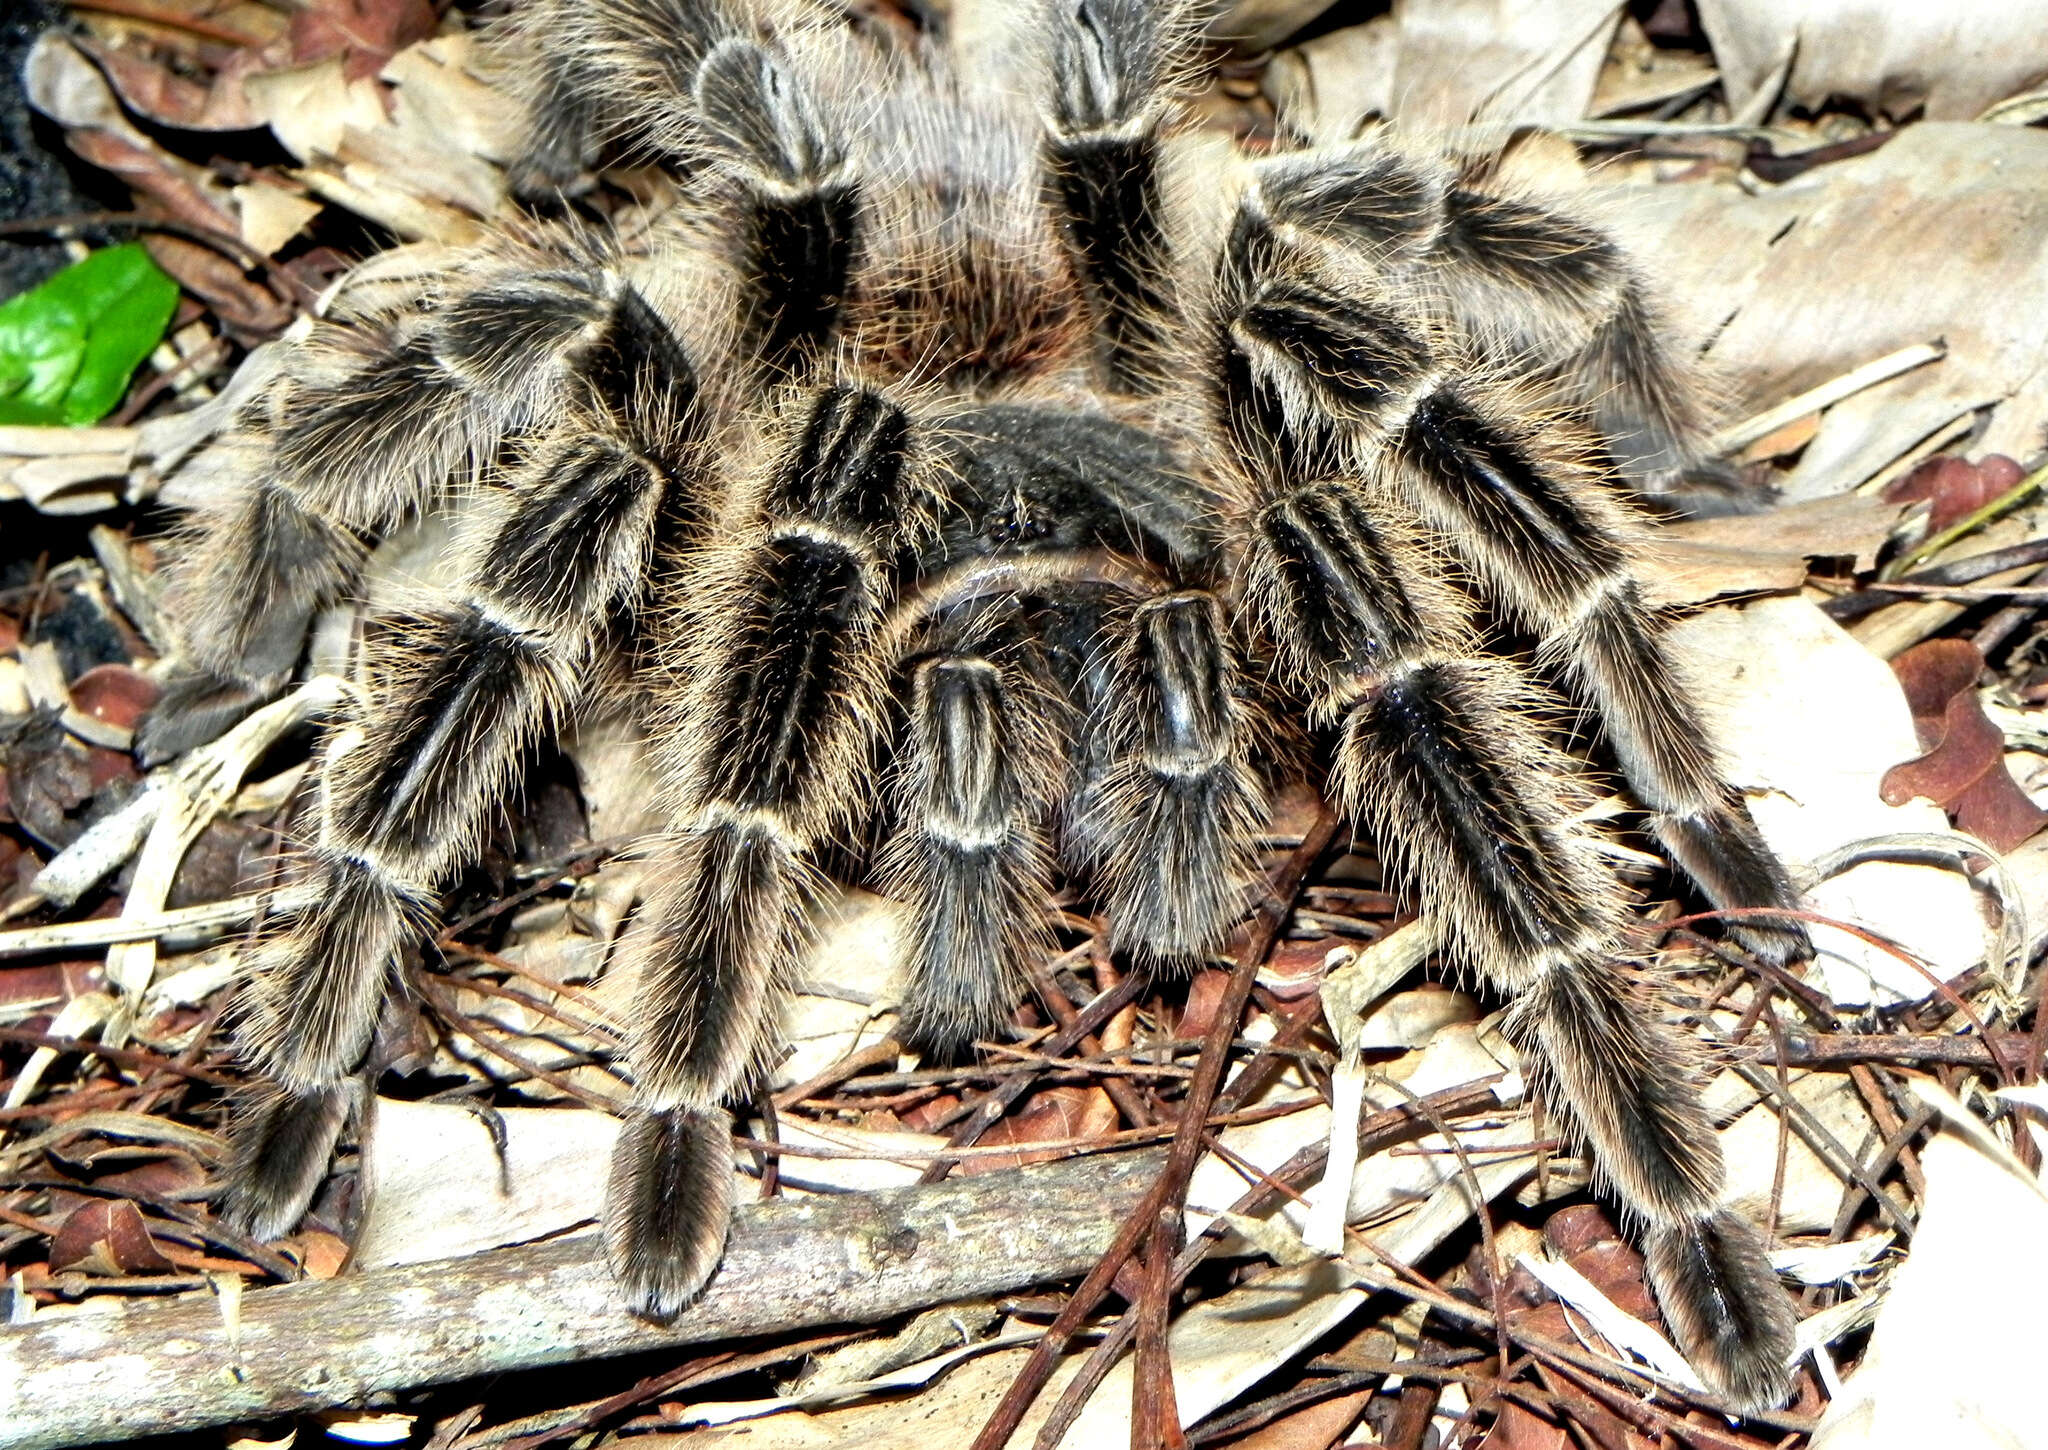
[1884,454,2025,539]
[48,1198,177,1276]
[67,664,160,733]
[1882,639,2048,851]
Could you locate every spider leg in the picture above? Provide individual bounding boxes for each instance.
[1254,481,1794,1412]
[222,296,707,1240]
[143,264,685,763]
[1219,183,1810,969]
[694,37,859,375]
[612,382,922,1318]
[1248,148,1734,503]
[1037,0,1192,392]
[1388,383,1810,969]
[1212,221,1795,1411]
[1428,187,1732,504]
[493,0,737,193]
[879,644,1060,1056]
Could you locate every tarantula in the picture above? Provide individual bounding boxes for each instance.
[139,0,1808,1413]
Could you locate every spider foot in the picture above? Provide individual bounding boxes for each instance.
[1653,804,1814,969]
[1646,1210,1797,1416]
[605,1106,736,1322]
[220,1082,354,1242]
[136,665,287,767]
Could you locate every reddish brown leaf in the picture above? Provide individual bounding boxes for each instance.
[899,1092,960,1133]
[289,0,439,81]
[958,1086,1117,1175]
[0,958,105,1011]
[1175,969,1230,1040]
[72,36,262,131]
[1884,453,2025,537]
[1495,1400,1573,1450]
[1220,1389,1372,1449]
[48,1199,177,1276]
[1260,938,1341,1000]
[1883,639,2048,850]
[95,1157,210,1201]
[68,664,160,732]
[295,1229,352,1280]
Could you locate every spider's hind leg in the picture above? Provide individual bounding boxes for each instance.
[1389,381,1810,969]
[1248,149,1740,507]
[1254,480,1796,1412]
[1428,187,1741,510]
[1232,165,1809,967]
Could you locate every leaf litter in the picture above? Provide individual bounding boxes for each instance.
[5,0,2048,1447]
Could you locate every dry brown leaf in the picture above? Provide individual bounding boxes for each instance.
[1883,639,2048,852]
[1637,494,1904,608]
[47,1199,176,1276]
[1218,1388,1373,1450]
[1590,15,1718,117]
[1698,0,2048,123]
[1609,124,2048,501]
[233,182,324,256]
[289,0,438,81]
[24,35,239,235]
[1810,1126,2048,1449]
[70,35,267,132]
[957,1085,1117,1175]
[1673,597,1985,1004]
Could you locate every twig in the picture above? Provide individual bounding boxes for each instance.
[972,808,1340,1450]
[0,1148,1167,1450]
[1883,457,2048,579]
[1708,341,1944,456]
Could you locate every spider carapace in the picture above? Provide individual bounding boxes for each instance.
[140,0,1806,1412]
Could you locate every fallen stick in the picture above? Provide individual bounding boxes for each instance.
[0,1146,1165,1449]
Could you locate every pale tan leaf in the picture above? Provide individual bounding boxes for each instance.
[1608,125,2048,500]
[1699,0,2048,124]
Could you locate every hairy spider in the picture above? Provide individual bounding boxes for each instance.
[140,0,1808,1412]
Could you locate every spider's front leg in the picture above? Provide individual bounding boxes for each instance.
[1210,228,1796,1409]
[1247,147,1735,505]
[1224,179,1811,971]
[222,294,708,1239]
[612,383,923,1317]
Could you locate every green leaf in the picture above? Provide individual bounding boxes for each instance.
[0,243,181,427]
